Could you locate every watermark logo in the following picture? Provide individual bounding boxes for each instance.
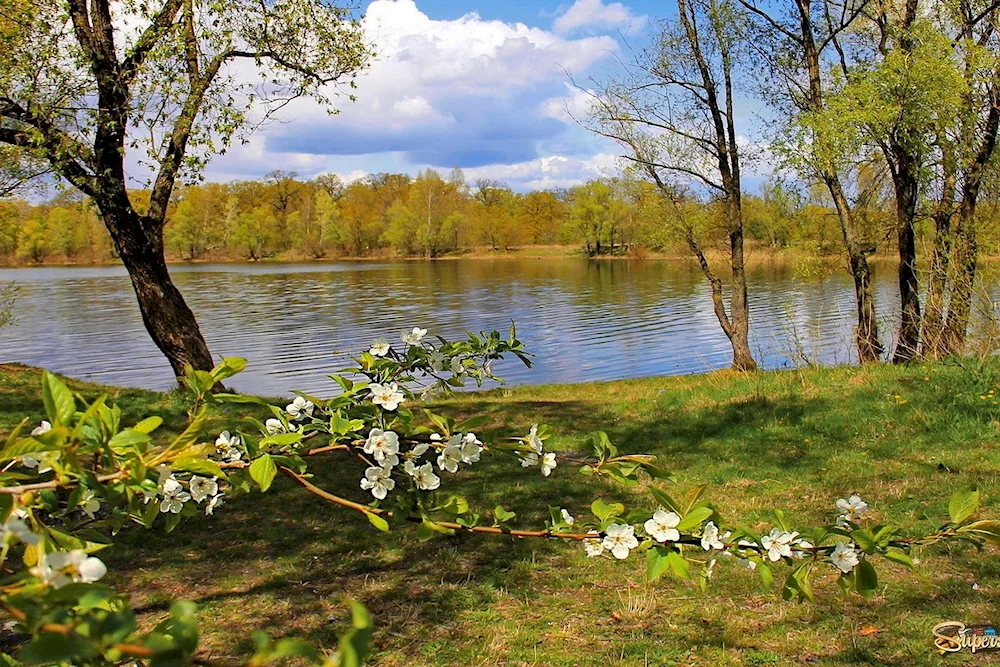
[933,621,1000,654]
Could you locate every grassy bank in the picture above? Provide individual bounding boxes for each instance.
[3,361,1000,665]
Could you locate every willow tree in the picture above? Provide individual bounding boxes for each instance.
[741,0,886,364]
[0,0,370,379]
[922,0,1000,357]
[584,0,758,371]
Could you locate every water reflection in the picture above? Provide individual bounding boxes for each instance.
[0,259,979,396]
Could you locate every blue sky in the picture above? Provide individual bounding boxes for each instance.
[201,0,663,191]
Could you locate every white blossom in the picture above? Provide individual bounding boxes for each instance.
[408,443,429,459]
[519,451,539,468]
[793,539,814,558]
[286,396,314,420]
[160,478,190,514]
[526,424,543,454]
[540,452,557,477]
[79,490,101,519]
[369,339,390,357]
[561,509,575,526]
[602,523,639,560]
[1,519,39,545]
[460,434,483,464]
[701,522,725,551]
[360,465,395,500]
[836,494,868,521]
[364,429,400,466]
[405,461,441,490]
[761,528,798,562]
[830,542,861,573]
[31,550,107,589]
[402,327,428,345]
[30,421,52,436]
[264,418,286,435]
[644,509,681,543]
[369,382,405,411]
[206,494,224,516]
[189,476,219,503]
[438,440,463,473]
[584,538,605,557]
[450,357,465,375]
[429,351,446,371]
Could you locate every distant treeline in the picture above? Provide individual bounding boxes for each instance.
[2,168,996,264]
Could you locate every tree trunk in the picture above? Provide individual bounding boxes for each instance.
[827,177,883,363]
[103,201,216,380]
[729,225,756,371]
[891,159,921,363]
[941,205,978,355]
[919,210,953,358]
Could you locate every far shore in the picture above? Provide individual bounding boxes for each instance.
[0,244,915,270]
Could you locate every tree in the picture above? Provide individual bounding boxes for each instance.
[741,0,885,364]
[0,0,371,381]
[586,0,758,370]
[232,205,281,260]
[922,1,1000,357]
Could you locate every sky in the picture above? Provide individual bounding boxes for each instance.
[199,0,665,191]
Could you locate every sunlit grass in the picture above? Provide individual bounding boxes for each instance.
[3,360,1000,665]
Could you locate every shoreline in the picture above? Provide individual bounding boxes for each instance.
[0,245,908,269]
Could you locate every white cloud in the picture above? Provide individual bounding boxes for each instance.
[260,0,620,168]
[553,0,646,35]
[541,83,597,122]
[462,152,621,190]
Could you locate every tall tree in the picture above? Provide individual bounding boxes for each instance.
[586,0,758,370]
[742,0,885,364]
[0,0,370,380]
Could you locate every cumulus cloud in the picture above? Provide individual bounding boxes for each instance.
[260,0,619,169]
[462,153,621,190]
[553,0,646,35]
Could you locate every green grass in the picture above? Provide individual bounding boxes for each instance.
[5,360,1000,665]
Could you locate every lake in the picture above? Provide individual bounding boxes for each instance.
[0,258,935,396]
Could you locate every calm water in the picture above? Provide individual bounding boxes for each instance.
[0,259,919,396]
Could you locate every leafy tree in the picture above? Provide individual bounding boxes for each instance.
[232,205,281,260]
[587,0,758,370]
[0,0,371,381]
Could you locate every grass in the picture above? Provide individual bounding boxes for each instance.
[4,360,1000,665]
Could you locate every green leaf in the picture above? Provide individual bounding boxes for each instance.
[666,550,691,579]
[249,454,277,492]
[20,633,94,665]
[958,519,1000,544]
[0,437,59,461]
[649,487,682,515]
[756,562,774,588]
[41,370,75,426]
[646,546,674,582]
[173,458,227,480]
[948,485,980,525]
[132,416,163,434]
[591,499,624,523]
[855,559,878,598]
[883,547,913,568]
[258,432,304,447]
[851,529,878,554]
[365,511,390,532]
[338,601,373,667]
[211,357,248,382]
[108,429,151,453]
[676,506,713,532]
[493,506,516,523]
